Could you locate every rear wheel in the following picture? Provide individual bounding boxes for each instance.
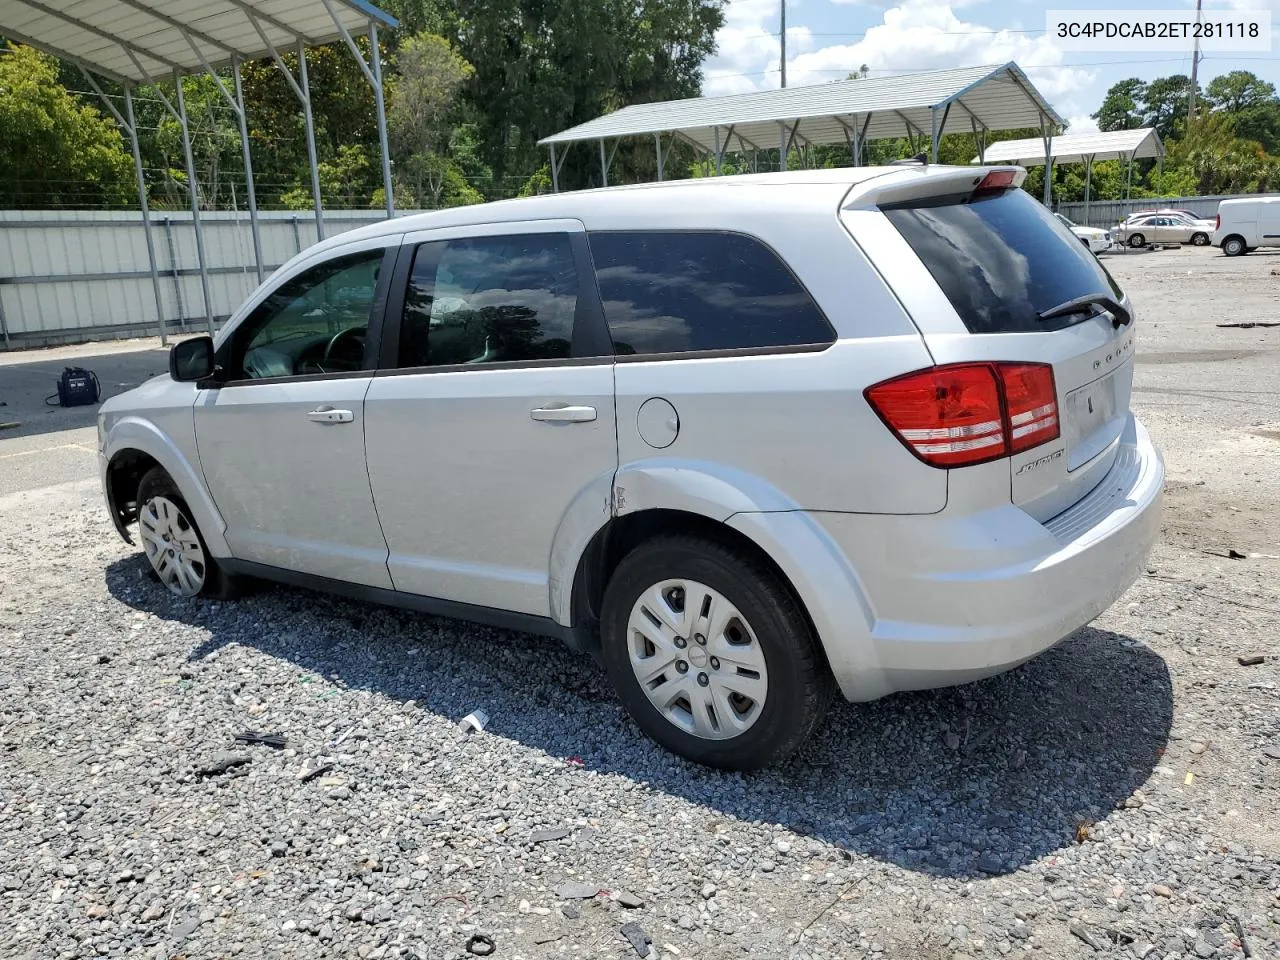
[1128,233,1146,248]
[1222,235,1247,257]
[1191,232,1209,246]
[137,467,236,599]
[600,534,833,770]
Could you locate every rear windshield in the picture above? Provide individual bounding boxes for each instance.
[883,188,1124,333]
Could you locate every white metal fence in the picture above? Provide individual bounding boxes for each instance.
[0,209,429,349]
[1055,194,1277,228]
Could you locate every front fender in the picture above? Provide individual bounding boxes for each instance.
[102,416,230,557]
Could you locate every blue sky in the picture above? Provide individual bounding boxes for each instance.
[702,0,1280,133]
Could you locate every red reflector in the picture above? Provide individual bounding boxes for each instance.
[977,170,1017,192]
[866,362,1059,468]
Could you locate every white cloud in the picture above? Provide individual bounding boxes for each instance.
[703,0,1096,120]
[1066,113,1099,134]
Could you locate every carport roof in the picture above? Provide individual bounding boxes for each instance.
[0,0,397,85]
[537,62,1064,153]
[976,127,1164,165]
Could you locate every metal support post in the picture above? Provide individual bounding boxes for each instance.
[82,69,167,344]
[369,22,394,216]
[1126,150,1134,200]
[850,115,860,167]
[655,134,664,181]
[232,58,264,282]
[297,42,324,242]
[599,139,609,187]
[549,145,559,192]
[1083,154,1093,226]
[1157,153,1164,196]
[713,127,722,175]
[1040,119,1054,207]
[174,69,215,335]
[778,122,788,171]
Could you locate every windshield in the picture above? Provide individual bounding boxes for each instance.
[883,188,1124,334]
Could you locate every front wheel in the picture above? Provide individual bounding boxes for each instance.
[137,467,237,599]
[600,534,833,770]
[1128,233,1146,248]
[1191,232,1209,246]
[1222,236,1247,257]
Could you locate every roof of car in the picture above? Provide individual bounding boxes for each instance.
[310,165,977,254]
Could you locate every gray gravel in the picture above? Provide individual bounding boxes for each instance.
[2,248,1279,959]
[2,478,1277,960]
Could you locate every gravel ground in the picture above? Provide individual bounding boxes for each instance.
[2,247,1279,960]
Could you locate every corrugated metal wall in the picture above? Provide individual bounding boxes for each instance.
[1056,194,1276,228]
[0,209,426,349]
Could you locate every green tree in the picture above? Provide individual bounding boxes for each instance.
[0,42,134,208]
[1205,70,1280,152]
[388,32,475,206]
[1167,112,1276,195]
[1142,75,1196,140]
[1092,78,1146,131]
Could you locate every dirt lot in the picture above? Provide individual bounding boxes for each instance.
[1,245,1278,960]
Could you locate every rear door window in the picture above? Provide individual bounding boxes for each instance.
[587,231,834,356]
[882,188,1124,334]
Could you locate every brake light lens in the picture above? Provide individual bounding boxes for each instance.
[976,170,1017,192]
[1215,213,1221,230]
[866,362,1059,468]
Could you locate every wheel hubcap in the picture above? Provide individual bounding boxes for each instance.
[139,496,205,597]
[626,578,768,740]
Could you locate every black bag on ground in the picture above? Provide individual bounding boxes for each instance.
[48,367,101,407]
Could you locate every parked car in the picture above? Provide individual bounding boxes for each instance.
[1212,196,1280,256]
[1113,213,1213,247]
[1055,212,1112,253]
[98,165,1163,770]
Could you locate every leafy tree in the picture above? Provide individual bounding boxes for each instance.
[1167,112,1276,194]
[1143,75,1196,140]
[1205,70,1280,152]
[388,32,474,206]
[0,42,134,208]
[1092,78,1146,131]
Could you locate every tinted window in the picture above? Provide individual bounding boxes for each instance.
[396,233,578,368]
[588,231,833,356]
[219,249,384,380]
[883,188,1124,334]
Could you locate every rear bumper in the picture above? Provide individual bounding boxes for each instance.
[730,415,1163,701]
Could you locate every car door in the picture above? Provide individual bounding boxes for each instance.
[194,235,400,588]
[363,220,617,617]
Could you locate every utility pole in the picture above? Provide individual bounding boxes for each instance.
[780,0,787,88]
[1187,0,1203,126]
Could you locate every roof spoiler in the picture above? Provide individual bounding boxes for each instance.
[841,165,1026,211]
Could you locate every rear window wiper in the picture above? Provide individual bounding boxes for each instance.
[1039,294,1132,329]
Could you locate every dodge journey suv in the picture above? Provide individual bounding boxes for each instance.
[99,165,1163,770]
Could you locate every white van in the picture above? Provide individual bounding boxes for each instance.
[1212,196,1280,256]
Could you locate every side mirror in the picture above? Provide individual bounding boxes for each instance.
[169,336,215,382]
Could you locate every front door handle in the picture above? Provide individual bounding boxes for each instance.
[530,404,597,423]
[307,406,354,424]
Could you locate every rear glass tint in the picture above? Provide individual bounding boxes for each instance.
[883,188,1125,333]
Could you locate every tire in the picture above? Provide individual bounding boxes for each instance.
[1128,233,1145,248]
[599,534,834,770]
[136,467,238,599]
[1222,235,1247,257]
[1191,232,1209,246]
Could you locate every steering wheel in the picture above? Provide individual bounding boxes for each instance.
[321,326,366,371]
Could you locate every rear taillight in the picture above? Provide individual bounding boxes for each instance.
[1215,213,1221,230]
[866,362,1059,468]
[976,170,1017,192]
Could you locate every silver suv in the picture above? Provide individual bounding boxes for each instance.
[99,165,1163,770]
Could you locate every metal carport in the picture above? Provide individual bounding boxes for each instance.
[537,61,1064,201]
[0,0,398,344]
[975,127,1164,222]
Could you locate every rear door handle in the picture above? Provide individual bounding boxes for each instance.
[307,407,354,424]
[530,404,597,423]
